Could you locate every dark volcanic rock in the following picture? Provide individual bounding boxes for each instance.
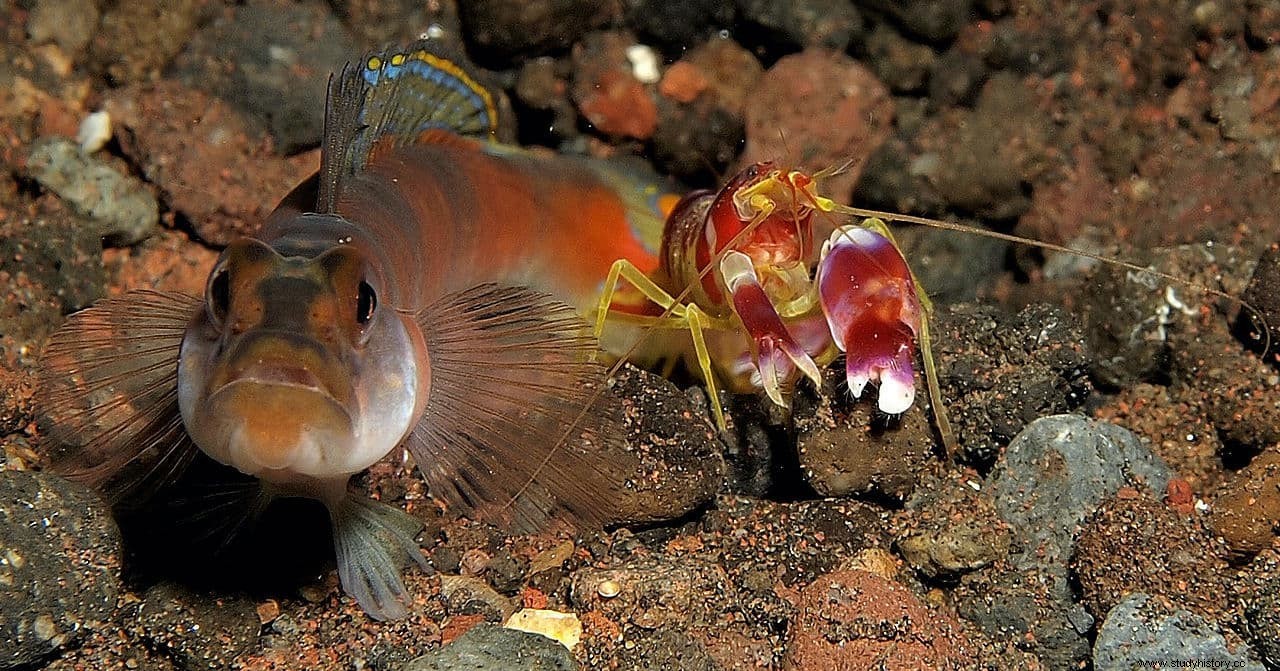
[403,623,578,670]
[990,415,1171,566]
[932,303,1092,466]
[90,0,201,84]
[1072,493,1231,622]
[0,194,106,317]
[793,363,939,502]
[858,0,975,43]
[459,0,618,65]
[625,0,734,55]
[610,364,725,525]
[127,583,260,671]
[962,416,1171,670]
[735,0,864,52]
[0,471,121,669]
[169,1,356,154]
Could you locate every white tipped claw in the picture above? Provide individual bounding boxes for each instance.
[794,350,822,388]
[877,374,916,415]
[848,372,870,400]
[757,345,789,409]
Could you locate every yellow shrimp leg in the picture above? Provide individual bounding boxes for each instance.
[592,259,730,431]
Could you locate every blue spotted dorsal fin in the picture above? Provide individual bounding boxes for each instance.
[317,41,502,213]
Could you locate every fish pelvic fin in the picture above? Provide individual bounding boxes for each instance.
[318,41,505,213]
[36,290,202,505]
[407,284,638,534]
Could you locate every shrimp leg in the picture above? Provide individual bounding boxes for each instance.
[592,259,730,430]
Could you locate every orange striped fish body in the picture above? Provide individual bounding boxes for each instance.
[38,43,669,621]
[271,138,663,313]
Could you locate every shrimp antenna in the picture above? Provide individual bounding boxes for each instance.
[830,203,1273,356]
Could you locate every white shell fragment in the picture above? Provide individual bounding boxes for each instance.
[626,44,660,84]
[77,110,112,153]
[504,608,583,650]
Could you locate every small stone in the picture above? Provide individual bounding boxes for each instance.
[609,365,724,525]
[255,600,280,625]
[735,0,864,51]
[76,111,112,153]
[740,49,894,204]
[168,1,355,153]
[659,62,710,104]
[897,481,1011,579]
[505,608,583,650]
[27,0,100,55]
[105,81,315,245]
[1209,445,1280,555]
[596,579,621,599]
[26,137,159,246]
[625,44,660,84]
[1094,594,1266,671]
[570,557,733,631]
[459,0,617,65]
[403,623,579,671]
[1073,493,1231,621]
[439,575,516,623]
[860,0,975,43]
[91,0,201,83]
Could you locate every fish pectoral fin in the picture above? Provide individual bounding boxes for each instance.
[328,494,429,621]
[37,290,203,505]
[408,284,639,534]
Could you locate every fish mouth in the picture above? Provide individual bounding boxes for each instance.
[200,377,356,479]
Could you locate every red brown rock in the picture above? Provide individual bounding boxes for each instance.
[105,81,316,246]
[739,49,894,204]
[783,569,970,670]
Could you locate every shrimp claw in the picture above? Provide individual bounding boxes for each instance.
[719,250,822,407]
[817,220,956,457]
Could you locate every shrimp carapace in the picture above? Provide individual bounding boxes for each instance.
[37,41,658,620]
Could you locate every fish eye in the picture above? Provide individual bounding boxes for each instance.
[356,280,377,325]
[208,268,230,325]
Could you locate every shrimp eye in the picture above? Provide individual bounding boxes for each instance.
[356,280,377,325]
[208,268,230,325]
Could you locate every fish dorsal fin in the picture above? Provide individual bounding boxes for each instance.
[406,284,639,533]
[317,41,503,213]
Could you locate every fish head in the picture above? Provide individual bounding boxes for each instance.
[178,237,427,482]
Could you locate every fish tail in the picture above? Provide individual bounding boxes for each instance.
[318,40,505,212]
[329,493,429,620]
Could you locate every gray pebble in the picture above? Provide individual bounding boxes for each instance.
[990,415,1170,568]
[26,137,159,246]
[0,471,121,669]
[401,623,578,671]
[1095,594,1266,671]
